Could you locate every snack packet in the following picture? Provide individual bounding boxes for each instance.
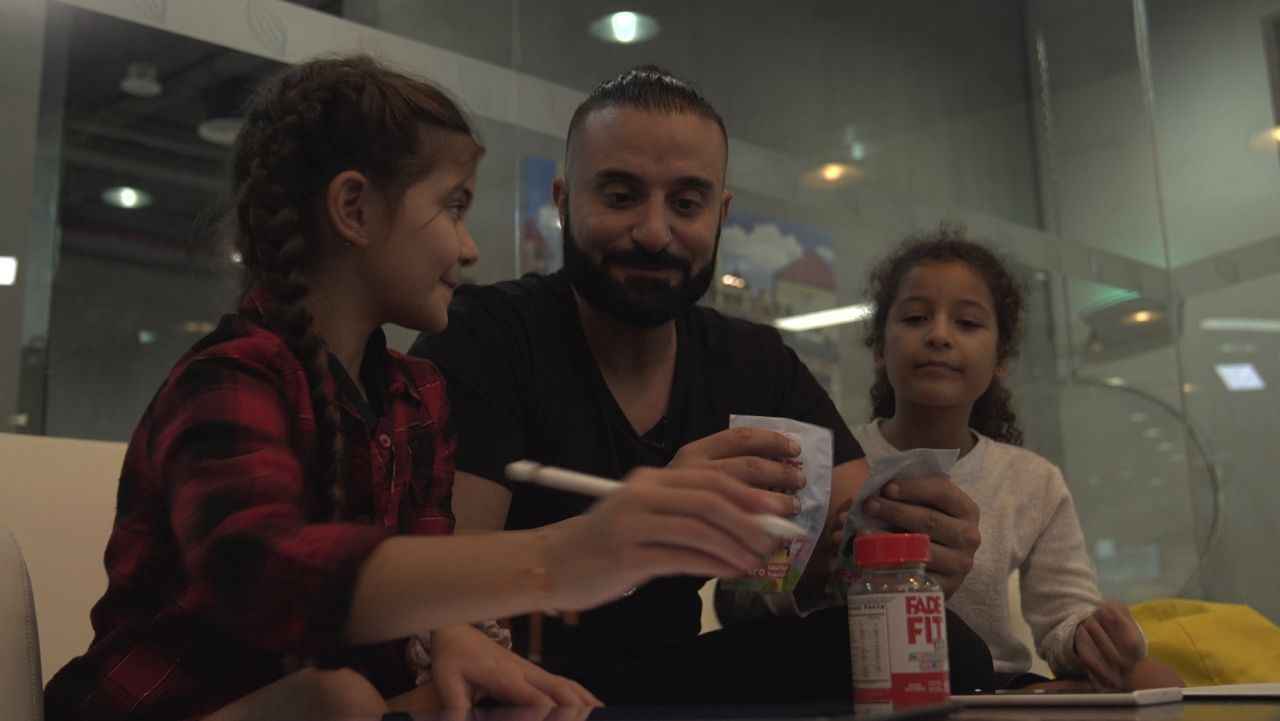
[719,415,832,594]
[827,447,958,600]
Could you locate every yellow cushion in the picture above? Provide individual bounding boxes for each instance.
[1132,599,1280,685]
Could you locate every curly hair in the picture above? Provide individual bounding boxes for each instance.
[864,225,1027,445]
[230,54,478,519]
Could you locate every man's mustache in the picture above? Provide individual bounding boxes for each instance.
[600,249,692,273]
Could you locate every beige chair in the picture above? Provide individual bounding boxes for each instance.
[0,524,43,721]
[0,432,121,684]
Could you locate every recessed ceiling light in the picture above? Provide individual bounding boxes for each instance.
[801,162,863,189]
[774,303,873,332]
[1121,309,1161,325]
[196,117,242,146]
[0,256,16,286]
[720,273,747,289]
[176,320,217,334]
[590,11,660,44]
[1200,317,1280,333]
[1215,363,1266,391]
[102,186,152,209]
[1249,125,1280,152]
[119,61,162,98]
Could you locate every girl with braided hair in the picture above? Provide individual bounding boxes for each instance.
[45,55,795,720]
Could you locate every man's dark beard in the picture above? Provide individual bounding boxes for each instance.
[561,211,717,328]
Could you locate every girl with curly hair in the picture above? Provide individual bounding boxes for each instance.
[855,226,1181,690]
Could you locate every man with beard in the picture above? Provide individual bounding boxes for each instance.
[411,67,988,704]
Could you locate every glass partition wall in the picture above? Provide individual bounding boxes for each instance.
[2,0,1276,621]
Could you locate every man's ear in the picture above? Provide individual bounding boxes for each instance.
[552,177,568,228]
[326,170,375,247]
[719,189,733,226]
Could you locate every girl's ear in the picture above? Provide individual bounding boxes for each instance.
[873,342,886,374]
[995,357,1010,381]
[326,170,376,248]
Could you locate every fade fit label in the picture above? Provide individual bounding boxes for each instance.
[848,591,949,714]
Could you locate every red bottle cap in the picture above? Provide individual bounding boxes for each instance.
[854,533,931,568]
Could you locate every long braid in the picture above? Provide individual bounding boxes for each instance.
[235,74,350,519]
[229,55,478,520]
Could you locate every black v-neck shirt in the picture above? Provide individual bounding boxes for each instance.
[412,271,861,698]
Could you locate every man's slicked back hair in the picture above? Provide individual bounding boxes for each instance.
[565,65,727,171]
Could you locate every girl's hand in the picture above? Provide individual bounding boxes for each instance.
[428,625,601,707]
[543,466,792,612]
[861,477,981,597]
[1074,602,1147,689]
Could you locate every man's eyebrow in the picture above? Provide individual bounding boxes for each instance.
[592,169,716,193]
[593,169,642,184]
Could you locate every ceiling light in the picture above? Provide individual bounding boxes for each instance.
[801,162,863,189]
[196,118,242,147]
[1182,382,1198,394]
[119,61,162,98]
[1200,317,1280,333]
[1102,376,1127,387]
[774,303,873,332]
[137,330,157,344]
[0,256,16,286]
[1217,342,1256,354]
[590,11,659,44]
[230,250,243,264]
[720,273,747,289]
[176,320,217,334]
[1215,363,1265,391]
[1122,310,1161,325]
[102,186,152,209]
[1249,125,1280,152]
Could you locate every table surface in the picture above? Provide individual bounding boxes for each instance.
[387,700,1280,721]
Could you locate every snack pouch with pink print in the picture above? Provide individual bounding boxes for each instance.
[718,415,831,594]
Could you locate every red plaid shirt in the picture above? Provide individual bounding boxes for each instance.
[45,290,456,721]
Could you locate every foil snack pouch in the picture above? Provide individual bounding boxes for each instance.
[719,415,832,594]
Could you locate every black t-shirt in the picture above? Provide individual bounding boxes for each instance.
[411,271,862,687]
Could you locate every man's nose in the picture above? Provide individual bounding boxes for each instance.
[630,198,673,253]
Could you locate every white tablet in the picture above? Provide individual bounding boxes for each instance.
[953,687,1183,707]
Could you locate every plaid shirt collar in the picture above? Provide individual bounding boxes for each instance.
[238,284,425,432]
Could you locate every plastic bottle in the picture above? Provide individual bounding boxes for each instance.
[847,532,949,714]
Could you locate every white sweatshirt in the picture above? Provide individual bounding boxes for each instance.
[852,421,1103,676]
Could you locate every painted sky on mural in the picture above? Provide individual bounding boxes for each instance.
[719,208,833,292]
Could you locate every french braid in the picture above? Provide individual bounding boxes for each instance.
[229,55,477,518]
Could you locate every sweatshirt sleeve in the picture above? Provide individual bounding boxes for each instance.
[1018,462,1103,676]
